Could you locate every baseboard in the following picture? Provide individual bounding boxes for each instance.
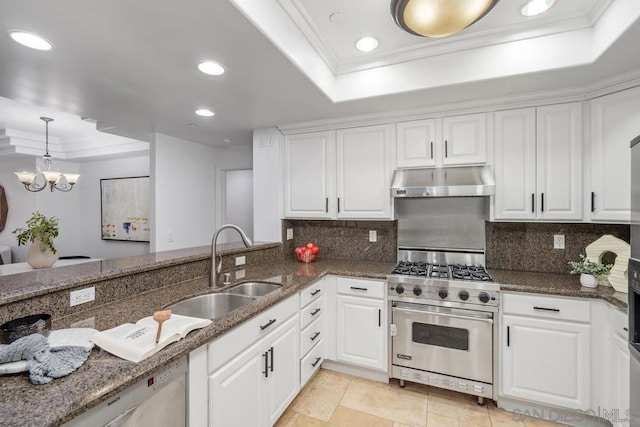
[321,360,389,383]
[497,397,614,427]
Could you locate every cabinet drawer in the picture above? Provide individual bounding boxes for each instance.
[209,295,298,373]
[300,282,323,308]
[301,339,324,387]
[502,293,590,322]
[300,296,323,330]
[300,315,323,357]
[336,277,385,299]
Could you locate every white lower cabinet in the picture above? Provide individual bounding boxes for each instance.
[334,277,387,371]
[299,280,325,387]
[208,296,299,427]
[500,293,591,410]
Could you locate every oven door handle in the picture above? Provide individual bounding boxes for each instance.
[392,306,494,324]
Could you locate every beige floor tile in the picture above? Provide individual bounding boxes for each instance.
[393,423,415,427]
[522,416,563,426]
[456,407,491,427]
[329,405,394,427]
[340,379,428,426]
[290,382,346,421]
[293,413,335,427]
[427,399,460,418]
[323,371,353,390]
[426,413,459,427]
[276,409,300,427]
[389,379,430,396]
[458,422,489,427]
[308,368,331,386]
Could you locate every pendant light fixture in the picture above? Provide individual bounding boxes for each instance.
[14,117,80,192]
[391,0,500,38]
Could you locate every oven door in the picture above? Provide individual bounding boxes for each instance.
[392,301,493,384]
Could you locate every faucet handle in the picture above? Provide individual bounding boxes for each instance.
[223,272,232,285]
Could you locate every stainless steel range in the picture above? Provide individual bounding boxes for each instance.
[388,249,499,404]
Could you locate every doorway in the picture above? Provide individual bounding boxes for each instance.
[219,169,253,243]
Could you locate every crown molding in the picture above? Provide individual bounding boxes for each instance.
[278,68,640,134]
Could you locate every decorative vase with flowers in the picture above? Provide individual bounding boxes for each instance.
[568,254,613,289]
[13,211,59,269]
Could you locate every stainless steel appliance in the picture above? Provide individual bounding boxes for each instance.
[629,135,640,427]
[64,356,187,427]
[388,250,499,404]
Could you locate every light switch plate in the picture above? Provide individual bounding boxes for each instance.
[553,234,565,249]
[235,255,246,266]
[286,228,293,240]
[369,230,377,242]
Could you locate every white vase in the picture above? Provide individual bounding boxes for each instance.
[26,241,58,269]
[580,273,598,288]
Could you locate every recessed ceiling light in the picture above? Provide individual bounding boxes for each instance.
[221,137,232,144]
[355,37,379,52]
[195,109,215,117]
[197,61,225,76]
[8,30,53,50]
[520,0,556,17]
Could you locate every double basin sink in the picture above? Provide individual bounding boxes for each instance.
[167,282,282,320]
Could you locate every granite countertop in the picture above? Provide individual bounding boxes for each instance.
[0,255,629,426]
[490,268,628,311]
[0,258,395,427]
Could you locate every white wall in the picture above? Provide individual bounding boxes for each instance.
[252,128,283,242]
[220,169,253,243]
[151,133,218,252]
[78,155,150,259]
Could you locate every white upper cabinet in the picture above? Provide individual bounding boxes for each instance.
[283,125,393,220]
[336,125,393,219]
[396,119,437,168]
[283,131,334,219]
[589,85,640,222]
[493,103,582,221]
[442,113,487,166]
[536,103,583,220]
[396,114,487,168]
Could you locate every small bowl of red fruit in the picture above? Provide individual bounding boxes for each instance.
[295,242,319,263]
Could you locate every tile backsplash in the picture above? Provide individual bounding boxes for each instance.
[282,220,397,262]
[486,222,630,274]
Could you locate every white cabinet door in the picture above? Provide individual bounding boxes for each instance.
[442,113,487,166]
[336,294,386,370]
[536,103,583,220]
[611,332,630,427]
[284,131,334,218]
[501,314,591,410]
[266,316,300,426]
[589,86,640,222]
[209,341,265,427]
[336,124,393,219]
[493,108,537,220]
[396,119,437,168]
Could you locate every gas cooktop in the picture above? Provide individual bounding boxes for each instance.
[391,261,494,282]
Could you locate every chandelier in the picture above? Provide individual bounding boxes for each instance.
[391,0,500,38]
[14,117,80,192]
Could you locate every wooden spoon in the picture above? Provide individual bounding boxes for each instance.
[153,310,172,344]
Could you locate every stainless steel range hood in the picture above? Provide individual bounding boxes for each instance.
[391,165,495,197]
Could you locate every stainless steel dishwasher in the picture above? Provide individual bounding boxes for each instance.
[64,356,187,427]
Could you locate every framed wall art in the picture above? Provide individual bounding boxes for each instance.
[100,176,150,242]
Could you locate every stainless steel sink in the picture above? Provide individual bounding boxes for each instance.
[226,282,282,297]
[166,293,256,319]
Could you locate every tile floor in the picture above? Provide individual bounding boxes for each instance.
[276,369,563,427]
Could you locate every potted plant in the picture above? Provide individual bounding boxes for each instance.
[13,211,60,269]
[568,254,612,288]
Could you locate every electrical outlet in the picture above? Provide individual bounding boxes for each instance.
[553,234,565,249]
[369,230,377,242]
[286,228,293,240]
[235,269,246,279]
[167,231,174,243]
[70,287,95,307]
[235,255,246,266]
